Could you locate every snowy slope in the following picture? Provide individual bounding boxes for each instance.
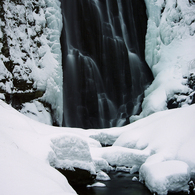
[0,0,63,126]
[1,99,195,194]
[0,99,100,195]
[131,0,195,121]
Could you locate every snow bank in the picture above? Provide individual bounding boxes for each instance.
[132,0,195,121]
[90,146,149,173]
[114,105,195,170]
[20,100,53,125]
[88,104,195,194]
[0,135,76,195]
[83,126,128,146]
[0,100,98,194]
[1,99,195,194]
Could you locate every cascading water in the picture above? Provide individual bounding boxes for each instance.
[60,0,153,129]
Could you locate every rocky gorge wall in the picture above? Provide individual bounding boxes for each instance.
[131,0,195,121]
[0,0,63,126]
[2,0,194,129]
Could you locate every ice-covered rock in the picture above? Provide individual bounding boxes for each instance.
[87,182,106,188]
[131,0,195,121]
[132,176,138,182]
[96,171,111,181]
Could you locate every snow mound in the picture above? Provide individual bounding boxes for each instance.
[49,134,96,175]
[140,160,190,195]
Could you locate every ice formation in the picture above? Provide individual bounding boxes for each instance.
[131,0,195,121]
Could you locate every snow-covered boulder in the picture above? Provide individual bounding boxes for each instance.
[48,134,97,185]
[91,146,149,173]
[140,160,191,195]
[96,171,111,181]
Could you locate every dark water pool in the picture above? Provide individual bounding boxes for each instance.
[72,171,195,195]
[72,171,152,195]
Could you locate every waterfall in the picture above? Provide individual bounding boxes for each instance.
[60,0,153,129]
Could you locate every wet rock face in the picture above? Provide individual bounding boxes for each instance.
[189,0,195,5]
[167,72,195,110]
[188,73,195,90]
[61,0,153,129]
[0,0,42,109]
